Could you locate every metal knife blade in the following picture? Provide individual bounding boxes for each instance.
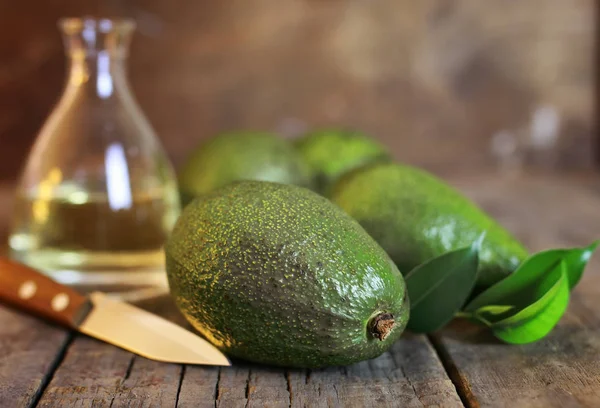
[80,292,230,366]
[0,256,230,366]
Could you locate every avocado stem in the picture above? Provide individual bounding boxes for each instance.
[370,313,395,341]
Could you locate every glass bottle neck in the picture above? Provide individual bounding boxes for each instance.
[60,17,135,99]
[67,52,128,99]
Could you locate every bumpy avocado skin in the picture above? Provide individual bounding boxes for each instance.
[330,163,529,290]
[178,132,312,206]
[294,130,391,194]
[165,181,409,368]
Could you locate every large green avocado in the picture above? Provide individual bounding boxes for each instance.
[330,162,529,290]
[294,129,391,194]
[178,131,312,206]
[165,181,409,368]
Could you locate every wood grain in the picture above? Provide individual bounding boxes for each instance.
[182,332,463,408]
[432,173,600,408]
[286,334,463,408]
[28,294,463,407]
[110,356,182,408]
[0,186,72,408]
[178,311,462,406]
[4,173,600,407]
[0,309,71,408]
[176,365,219,408]
[35,298,183,408]
[35,336,135,407]
[433,298,600,408]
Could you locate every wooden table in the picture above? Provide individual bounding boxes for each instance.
[1,173,600,408]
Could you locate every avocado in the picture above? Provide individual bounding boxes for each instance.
[165,181,409,368]
[178,131,312,206]
[330,162,529,290]
[294,129,391,194]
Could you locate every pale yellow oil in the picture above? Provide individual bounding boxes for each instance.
[9,183,180,285]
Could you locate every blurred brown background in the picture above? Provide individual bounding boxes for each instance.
[0,0,597,181]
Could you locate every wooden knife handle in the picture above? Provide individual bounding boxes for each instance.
[0,257,91,329]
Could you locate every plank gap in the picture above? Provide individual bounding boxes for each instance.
[284,370,292,408]
[29,331,75,408]
[428,334,479,408]
[108,354,136,408]
[244,368,252,400]
[214,366,222,408]
[123,355,136,381]
[175,365,186,408]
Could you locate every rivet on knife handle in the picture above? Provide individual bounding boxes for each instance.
[0,257,92,329]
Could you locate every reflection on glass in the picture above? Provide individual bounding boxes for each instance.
[9,17,180,288]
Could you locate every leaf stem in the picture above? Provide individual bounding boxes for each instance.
[472,313,494,327]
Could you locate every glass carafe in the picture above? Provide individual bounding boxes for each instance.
[9,17,181,289]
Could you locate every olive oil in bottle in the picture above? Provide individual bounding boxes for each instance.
[8,18,181,288]
[10,183,179,285]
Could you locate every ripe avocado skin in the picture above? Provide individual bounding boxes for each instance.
[165,181,409,368]
[294,129,391,195]
[330,163,529,291]
[178,132,312,206]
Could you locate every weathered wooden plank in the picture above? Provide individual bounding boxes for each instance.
[36,343,182,408]
[176,319,462,407]
[0,179,460,408]
[176,366,219,408]
[8,173,600,408]
[36,336,135,407]
[182,331,463,407]
[215,365,252,408]
[246,367,290,408]
[110,356,182,408]
[285,334,462,408]
[432,295,600,408]
[183,357,292,408]
[0,186,72,408]
[0,308,71,408]
[431,174,600,408]
[36,296,184,408]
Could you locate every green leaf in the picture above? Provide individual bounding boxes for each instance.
[464,249,562,313]
[564,240,599,290]
[464,244,588,314]
[471,256,565,325]
[465,241,598,316]
[405,236,481,334]
[490,261,570,344]
[460,241,597,344]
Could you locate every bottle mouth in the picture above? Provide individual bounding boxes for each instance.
[59,17,136,35]
[59,17,135,58]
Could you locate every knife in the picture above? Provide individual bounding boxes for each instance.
[0,257,230,366]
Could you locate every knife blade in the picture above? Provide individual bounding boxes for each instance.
[0,257,230,366]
